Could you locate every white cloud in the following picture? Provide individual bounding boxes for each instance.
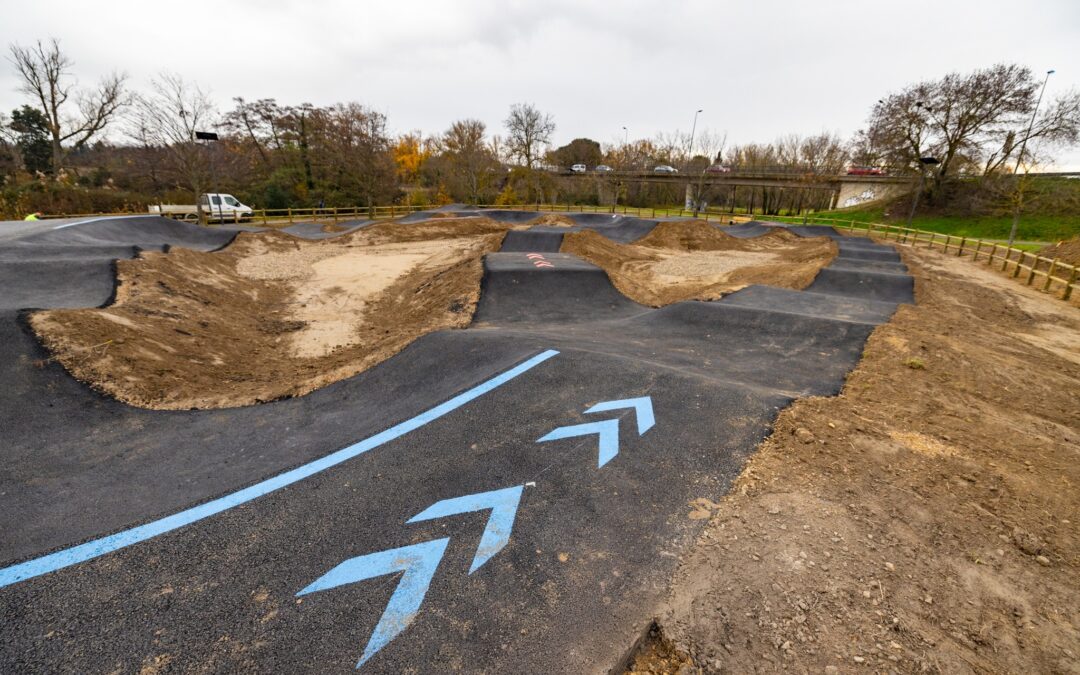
[2,0,1078,168]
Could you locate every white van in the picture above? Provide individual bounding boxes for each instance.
[149,193,254,222]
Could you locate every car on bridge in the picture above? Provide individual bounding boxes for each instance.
[595,165,613,173]
[846,166,885,176]
[706,164,732,174]
[653,165,678,174]
[570,164,587,173]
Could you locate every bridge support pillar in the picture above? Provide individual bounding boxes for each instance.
[834,179,910,209]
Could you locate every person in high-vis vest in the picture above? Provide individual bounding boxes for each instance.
[23,212,42,221]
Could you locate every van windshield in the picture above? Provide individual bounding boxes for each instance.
[224,196,240,207]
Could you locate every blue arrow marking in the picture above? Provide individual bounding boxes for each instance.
[0,349,558,589]
[585,396,655,435]
[407,485,524,574]
[298,538,450,668]
[537,419,621,467]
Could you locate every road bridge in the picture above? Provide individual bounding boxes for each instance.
[553,170,914,209]
[552,170,1080,210]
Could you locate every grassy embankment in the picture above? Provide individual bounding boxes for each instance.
[810,205,1079,246]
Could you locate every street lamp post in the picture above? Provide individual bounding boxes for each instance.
[907,156,940,227]
[1007,69,1055,247]
[195,130,220,224]
[688,109,703,165]
[622,126,628,146]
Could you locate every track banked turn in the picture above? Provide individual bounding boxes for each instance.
[0,213,911,673]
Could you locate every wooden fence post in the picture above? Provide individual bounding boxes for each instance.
[1012,251,1025,278]
[1001,248,1011,272]
[1064,266,1077,301]
[956,237,966,256]
[1043,258,1058,292]
[1027,255,1040,285]
[972,240,982,261]
[288,207,293,224]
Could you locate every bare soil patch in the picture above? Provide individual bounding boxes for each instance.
[529,213,579,227]
[562,221,836,306]
[635,246,1080,673]
[1037,235,1080,266]
[29,218,509,409]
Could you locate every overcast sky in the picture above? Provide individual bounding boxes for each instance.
[3,0,1078,169]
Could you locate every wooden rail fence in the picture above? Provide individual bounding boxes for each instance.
[37,204,1076,302]
[764,214,1077,302]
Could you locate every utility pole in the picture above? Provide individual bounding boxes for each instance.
[1007,69,1055,247]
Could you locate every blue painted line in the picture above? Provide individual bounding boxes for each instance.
[407,485,524,574]
[585,396,655,435]
[537,419,621,467]
[0,349,560,589]
[51,215,147,230]
[298,537,450,667]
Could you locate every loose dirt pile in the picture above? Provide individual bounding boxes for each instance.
[633,246,1080,673]
[1037,236,1080,266]
[529,214,579,227]
[562,221,836,306]
[29,218,509,409]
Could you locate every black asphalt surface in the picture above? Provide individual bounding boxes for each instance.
[0,213,911,673]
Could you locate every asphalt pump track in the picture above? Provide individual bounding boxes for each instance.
[0,213,913,672]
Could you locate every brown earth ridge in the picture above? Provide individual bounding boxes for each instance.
[562,221,837,306]
[29,218,510,410]
[30,217,837,410]
[627,244,1080,674]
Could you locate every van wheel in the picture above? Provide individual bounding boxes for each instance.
[183,213,198,223]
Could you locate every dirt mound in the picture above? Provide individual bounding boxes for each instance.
[635,220,748,251]
[366,216,517,242]
[30,224,505,410]
[562,224,836,306]
[528,214,579,227]
[1037,236,1080,266]
[649,246,1080,673]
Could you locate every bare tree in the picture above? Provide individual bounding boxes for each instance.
[0,111,16,179]
[689,130,727,215]
[440,119,499,203]
[8,38,127,173]
[307,103,397,208]
[983,90,1080,175]
[129,73,217,222]
[859,64,1080,188]
[504,103,555,169]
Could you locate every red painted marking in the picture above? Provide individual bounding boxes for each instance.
[524,252,556,269]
